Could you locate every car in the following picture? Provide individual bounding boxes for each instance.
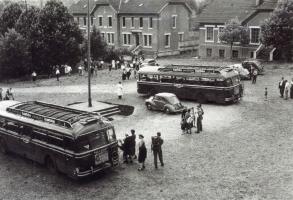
[242,59,265,76]
[145,93,186,114]
[227,64,250,79]
[140,59,159,68]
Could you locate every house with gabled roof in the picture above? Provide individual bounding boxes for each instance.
[196,0,279,60]
[69,0,197,56]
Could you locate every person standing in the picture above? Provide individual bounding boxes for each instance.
[196,104,204,133]
[0,88,3,101]
[279,77,285,98]
[284,80,290,100]
[290,78,293,99]
[265,87,268,101]
[32,71,37,82]
[138,134,147,171]
[130,129,137,159]
[151,132,164,169]
[56,67,60,81]
[116,82,123,99]
[252,69,258,84]
[124,134,132,163]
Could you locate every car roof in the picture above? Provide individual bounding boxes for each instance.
[155,93,176,98]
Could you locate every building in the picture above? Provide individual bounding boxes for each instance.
[196,0,279,60]
[70,0,197,57]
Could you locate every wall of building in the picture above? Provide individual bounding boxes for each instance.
[158,4,190,54]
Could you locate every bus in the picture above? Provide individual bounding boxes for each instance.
[137,65,243,104]
[0,101,119,179]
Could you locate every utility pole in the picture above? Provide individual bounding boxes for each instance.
[87,0,92,107]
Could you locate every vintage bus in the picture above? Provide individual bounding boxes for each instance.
[0,101,119,179]
[137,65,243,104]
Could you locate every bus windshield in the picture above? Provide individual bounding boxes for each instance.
[76,131,107,153]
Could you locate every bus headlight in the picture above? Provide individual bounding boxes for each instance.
[74,167,79,175]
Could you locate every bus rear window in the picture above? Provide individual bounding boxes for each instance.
[75,132,107,153]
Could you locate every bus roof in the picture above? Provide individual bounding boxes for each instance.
[0,101,112,139]
[138,65,239,79]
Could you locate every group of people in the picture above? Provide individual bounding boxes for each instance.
[181,104,204,134]
[118,130,164,171]
[0,88,14,101]
[278,77,293,100]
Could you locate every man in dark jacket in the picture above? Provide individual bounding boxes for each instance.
[130,129,137,159]
[279,77,285,98]
[151,132,164,169]
[123,134,132,163]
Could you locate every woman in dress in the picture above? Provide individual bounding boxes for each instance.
[138,134,147,171]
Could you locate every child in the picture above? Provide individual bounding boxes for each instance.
[265,87,268,101]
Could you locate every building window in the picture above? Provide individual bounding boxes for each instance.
[149,17,153,29]
[123,33,131,45]
[83,17,86,26]
[122,17,126,28]
[108,16,112,27]
[206,48,212,57]
[107,33,114,44]
[131,17,134,28]
[98,16,103,27]
[172,15,177,29]
[143,34,152,47]
[218,26,225,42]
[250,27,260,44]
[205,26,214,42]
[232,50,238,58]
[178,32,184,42]
[139,17,143,28]
[91,17,94,26]
[165,33,170,47]
[250,51,254,58]
[219,49,225,58]
[101,32,105,40]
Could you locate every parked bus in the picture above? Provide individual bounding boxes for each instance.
[0,101,119,179]
[137,65,243,104]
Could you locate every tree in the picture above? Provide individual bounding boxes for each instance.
[0,3,23,36]
[261,1,293,61]
[219,17,249,58]
[0,29,31,79]
[35,0,83,74]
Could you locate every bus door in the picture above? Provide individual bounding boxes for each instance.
[19,125,35,160]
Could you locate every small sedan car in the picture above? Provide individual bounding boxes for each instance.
[145,93,186,114]
[242,59,265,75]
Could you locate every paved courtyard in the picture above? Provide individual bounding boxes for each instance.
[0,58,293,200]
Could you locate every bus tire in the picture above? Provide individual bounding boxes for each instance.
[0,138,8,154]
[45,156,57,174]
[164,107,171,114]
[146,103,152,110]
[197,94,207,104]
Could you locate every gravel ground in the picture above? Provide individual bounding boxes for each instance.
[0,58,293,200]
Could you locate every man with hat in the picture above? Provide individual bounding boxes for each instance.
[151,132,164,169]
[138,134,147,171]
[196,104,204,133]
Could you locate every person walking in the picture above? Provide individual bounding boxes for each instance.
[32,71,37,82]
[196,104,204,133]
[130,129,137,159]
[265,87,268,101]
[252,69,258,84]
[279,77,285,98]
[284,80,290,100]
[290,78,293,99]
[138,134,147,171]
[151,132,164,169]
[124,134,133,163]
[78,65,83,76]
[5,88,14,100]
[116,82,123,99]
[56,67,60,81]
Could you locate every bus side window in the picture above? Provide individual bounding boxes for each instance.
[4,121,19,133]
[160,75,173,83]
[33,129,48,142]
[19,125,34,138]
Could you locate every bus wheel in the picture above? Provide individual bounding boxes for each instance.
[164,107,171,114]
[146,103,152,110]
[0,138,8,154]
[46,157,57,174]
[197,94,207,104]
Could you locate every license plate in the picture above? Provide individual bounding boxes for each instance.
[94,150,108,165]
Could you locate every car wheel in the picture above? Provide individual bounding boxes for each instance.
[0,138,8,154]
[146,103,152,110]
[164,108,171,114]
[46,157,57,174]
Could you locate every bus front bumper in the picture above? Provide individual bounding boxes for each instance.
[225,95,241,102]
[74,162,112,178]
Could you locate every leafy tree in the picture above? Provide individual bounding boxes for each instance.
[219,17,249,58]
[0,3,23,35]
[0,29,31,79]
[35,0,83,74]
[261,1,293,61]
